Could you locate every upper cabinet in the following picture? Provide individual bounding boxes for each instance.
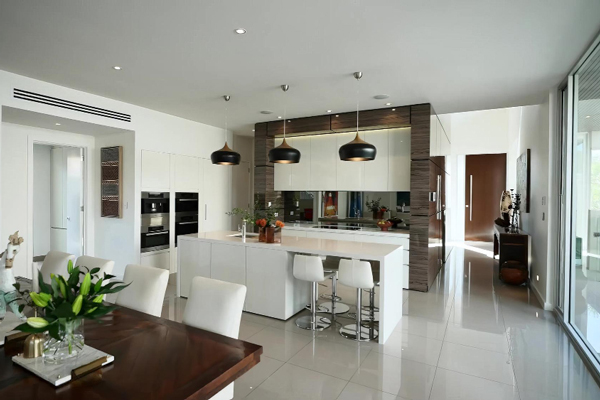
[310,134,337,190]
[388,128,411,191]
[141,150,170,190]
[363,131,389,192]
[273,138,293,191]
[336,132,364,191]
[290,136,311,190]
[331,107,410,132]
[267,115,331,137]
[173,154,200,192]
[203,159,231,232]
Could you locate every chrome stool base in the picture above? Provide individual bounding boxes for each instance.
[320,293,342,301]
[339,324,378,341]
[296,315,331,331]
[305,304,329,313]
[320,301,350,314]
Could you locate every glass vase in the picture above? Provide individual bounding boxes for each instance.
[265,227,281,243]
[43,319,85,364]
[258,227,266,242]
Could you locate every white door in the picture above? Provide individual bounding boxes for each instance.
[65,147,83,257]
[173,154,200,192]
[202,159,231,232]
[364,131,389,191]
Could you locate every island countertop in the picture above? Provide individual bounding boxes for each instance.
[179,231,403,261]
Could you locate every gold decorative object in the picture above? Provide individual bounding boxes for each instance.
[23,333,45,359]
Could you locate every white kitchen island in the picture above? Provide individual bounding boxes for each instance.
[177,231,404,343]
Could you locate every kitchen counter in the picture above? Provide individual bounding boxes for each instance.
[177,231,404,343]
[283,222,409,237]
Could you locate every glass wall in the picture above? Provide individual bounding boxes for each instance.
[567,37,600,367]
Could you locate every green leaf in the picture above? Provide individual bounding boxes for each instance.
[38,271,51,294]
[27,317,49,328]
[72,295,83,316]
[67,267,80,287]
[13,282,20,291]
[48,322,61,341]
[90,267,100,275]
[18,304,25,313]
[58,276,73,302]
[53,302,75,318]
[50,277,61,299]
[67,259,74,274]
[94,279,103,293]
[95,281,131,295]
[80,273,91,296]
[84,305,118,319]
[14,322,47,334]
[103,273,116,280]
[92,294,104,303]
[39,292,52,302]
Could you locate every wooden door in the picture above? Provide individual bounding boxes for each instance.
[465,154,506,241]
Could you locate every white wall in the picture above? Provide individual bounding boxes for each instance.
[0,69,233,277]
[1,122,96,278]
[33,144,51,256]
[94,132,135,278]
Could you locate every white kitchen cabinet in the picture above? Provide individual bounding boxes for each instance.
[364,130,389,191]
[290,136,311,190]
[388,128,411,191]
[273,138,293,191]
[173,154,200,192]
[210,243,246,286]
[140,249,170,271]
[310,135,337,190]
[178,240,211,297]
[336,132,365,191]
[141,150,170,190]
[202,159,231,232]
[245,247,309,319]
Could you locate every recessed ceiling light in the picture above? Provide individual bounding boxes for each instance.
[392,108,396,111]
[586,115,591,118]
[112,66,121,70]
[252,129,255,132]
[55,123,61,126]
[234,28,247,34]
[385,103,392,106]
[335,114,339,117]
[277,116,282,119]
[327,110,332,113]
[374,94,390,100]
[260,110,273,115]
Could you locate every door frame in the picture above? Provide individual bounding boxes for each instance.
[27,138,90,278]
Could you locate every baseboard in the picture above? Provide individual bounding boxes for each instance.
[530,281,553,310]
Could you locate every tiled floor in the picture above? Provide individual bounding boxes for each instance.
[161,243,600,400]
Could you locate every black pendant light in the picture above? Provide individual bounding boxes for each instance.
[211,95,241,165]
[268,85,301,164]
[339,72,377,162]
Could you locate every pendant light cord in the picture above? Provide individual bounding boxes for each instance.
[356,76,360,135]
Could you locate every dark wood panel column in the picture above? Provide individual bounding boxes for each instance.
[253,123,283,217]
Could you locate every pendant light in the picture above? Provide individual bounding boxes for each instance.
[211,95,241,165]
[268,85,301,164]
[339,72,377,161]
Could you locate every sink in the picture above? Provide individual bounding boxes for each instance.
[228,233,259,238]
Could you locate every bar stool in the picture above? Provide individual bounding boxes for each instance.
[362,263,380,323]
[293,254,331,331]
[338,259,378,341]
[320,268,350,315]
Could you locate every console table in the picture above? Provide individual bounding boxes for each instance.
[493,224,531,284]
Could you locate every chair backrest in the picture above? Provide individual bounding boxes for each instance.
[75,256,115,283]
[338,259,374,289]
[40,251,76,283]
[293,254,325,282]
[115,264,169,317]
[182,277,247,339]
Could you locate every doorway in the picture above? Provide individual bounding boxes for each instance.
[464,153,507,242]
[33,144,85,258]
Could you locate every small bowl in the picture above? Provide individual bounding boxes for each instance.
[377,220,393,231]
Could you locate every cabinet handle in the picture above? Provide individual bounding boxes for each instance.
[205,204,208,220]
[146,231,168,236]
[469,175,473,222]
[177,221,198,225]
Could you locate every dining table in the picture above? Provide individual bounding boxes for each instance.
[0,303,263,399]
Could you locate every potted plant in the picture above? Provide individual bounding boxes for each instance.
[255,208,285,243]
[14,261,130,364]
[366,198,387,220]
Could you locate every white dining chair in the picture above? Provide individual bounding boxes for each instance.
[33,251,76,292]
[182,276,247,400]
[115,264,169,317]
[75,255,115,283]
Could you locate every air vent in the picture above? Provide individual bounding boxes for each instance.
[13,88,131,122]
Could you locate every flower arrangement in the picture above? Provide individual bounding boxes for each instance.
[366,197,387,213]
[14,260,130,362]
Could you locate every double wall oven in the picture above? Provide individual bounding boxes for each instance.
[175,192,199,245]
[141,192,170,253]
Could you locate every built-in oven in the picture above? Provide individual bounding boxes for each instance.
[141,213,170,253]
[175,192,199,246]
[141,192,170,215]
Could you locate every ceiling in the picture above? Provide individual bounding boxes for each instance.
[2,106,133,137]
[1,1,599,137]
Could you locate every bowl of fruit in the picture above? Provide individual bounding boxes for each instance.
[377,220,393,231]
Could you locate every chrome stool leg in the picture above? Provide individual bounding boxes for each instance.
[360,288,379,323]
[296,282,331,331]
[339,288,378,341]
[320,272,349,315]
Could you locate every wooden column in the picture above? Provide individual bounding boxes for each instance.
[253,123,283,217]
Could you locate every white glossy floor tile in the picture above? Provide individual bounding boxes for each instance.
[438,341,516,386]
[239,320,268,341]
[395,315,448,341]
[233,356,284,399]
[373,330,443,366]
[246,327,313,362]
[245,363,347,400]
[336,382,400,400]
[288,338,370,380]
[429,368,520,400]
[350,351,436,399]
[444,323,509,354]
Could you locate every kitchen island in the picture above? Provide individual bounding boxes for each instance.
[177,231,404,344]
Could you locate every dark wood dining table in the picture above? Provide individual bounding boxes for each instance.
[0,307,263,399]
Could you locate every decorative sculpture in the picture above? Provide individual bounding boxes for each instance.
[0,231,27,321]
[500,190,513,225]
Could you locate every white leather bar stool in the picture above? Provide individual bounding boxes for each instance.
[320,269,350,315]
[338,259,378,341]
[293,254,331,331]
